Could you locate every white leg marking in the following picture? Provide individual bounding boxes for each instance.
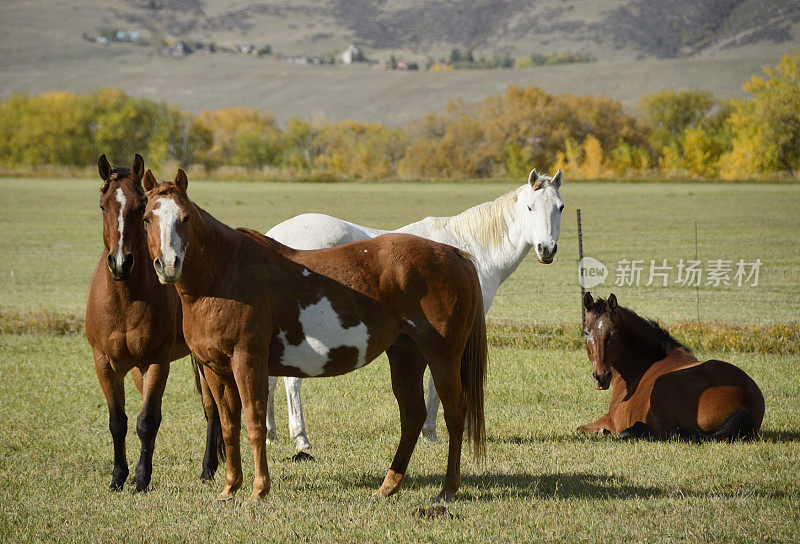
[421,373,440,443]
[114,188,126,267]
[302,268,311,277]
[277,297,370,376]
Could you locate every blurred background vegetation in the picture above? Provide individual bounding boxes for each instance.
[2,51,799,182]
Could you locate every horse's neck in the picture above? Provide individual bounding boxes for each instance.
[397,189,530,310]
[177,207,241,297]
[610,315,674,398]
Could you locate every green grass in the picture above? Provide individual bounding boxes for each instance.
[1,178,799,325]
[1,178,799,542]
[0,335,798,542]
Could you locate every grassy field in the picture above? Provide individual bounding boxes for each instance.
[1,177,798,324]
[1,178,799,542]
[0,335,798,542]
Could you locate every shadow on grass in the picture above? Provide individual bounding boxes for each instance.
[758,430,800,443]
[338,471,665,500]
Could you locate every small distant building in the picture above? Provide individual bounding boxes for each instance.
[341,44,364,64]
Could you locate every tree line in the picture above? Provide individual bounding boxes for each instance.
[1,52,798,181]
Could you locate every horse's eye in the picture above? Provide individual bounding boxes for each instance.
[143,217,150,225]
[527,205,532,212]
[181,215,190,223]
[559,204,565,212]
[99,205,106,212]
[583,329,589,337]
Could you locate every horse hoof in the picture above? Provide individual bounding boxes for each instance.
[421,429,439,444]
[290,451,314,462]
[134,482,149,493]
[108,482,125,492]
[200,471,215,483]
[412,505,452,520]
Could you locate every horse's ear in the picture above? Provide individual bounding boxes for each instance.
[607,293,618,311]
[552,169,563,188]
[143,169,157,192]
[174,169,188,192]
[583,292,594,311]
[132,154,145,182]
[98,154,111,181]
[528,168,539,186]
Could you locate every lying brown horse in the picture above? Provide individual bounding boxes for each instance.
[86,155,223,492]
[578,293,764,441]
[142,170,487,502]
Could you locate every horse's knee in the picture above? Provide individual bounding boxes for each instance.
[136,409,161,441]
[109,410,128,437]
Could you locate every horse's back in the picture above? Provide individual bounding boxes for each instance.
[266,213,384,250]
[647,356,764,437]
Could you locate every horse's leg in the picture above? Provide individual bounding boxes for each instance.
[232,355,270,500]
[285,377,313,455]
[577,415,613,435]
[374,339,427,498]
[93,351,128,491]
[204,369,244,501]
[198,365,222,482]
[133,360,170,492]
[131,367,144,395]
[266,376,278,444]
[427,356,466,502]
[421,373,440,443]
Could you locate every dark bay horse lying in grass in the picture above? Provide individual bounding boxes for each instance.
[142,170,487,502]
[578,293,764,441]
[86,155,223,492]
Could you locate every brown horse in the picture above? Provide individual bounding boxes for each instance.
[141,170,488,502]
[578,293,764,441]
[86,155,223,492]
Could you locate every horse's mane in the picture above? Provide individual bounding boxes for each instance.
[431,177,559,251]
[236,227,284,249]
[430,186,522,251]
[589,297,689,357]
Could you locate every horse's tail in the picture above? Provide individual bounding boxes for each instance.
[461,293,488,460]
[708,408,759,442]
[191,354,226,462]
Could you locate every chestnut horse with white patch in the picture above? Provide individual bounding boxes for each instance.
[142,171,487,502]
[86,155,223,492]
[578,293,764,441]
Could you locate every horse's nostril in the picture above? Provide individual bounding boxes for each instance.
[107,254,115,269]
[154,257,162,270]
[123,253,134,270]
[553,243,558,254]
[537,243,543,254]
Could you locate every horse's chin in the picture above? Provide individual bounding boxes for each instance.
[156,274,180,285]
[594,382,610,390]
[538,257,554,264]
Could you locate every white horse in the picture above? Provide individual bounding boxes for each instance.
[265,169,564,454]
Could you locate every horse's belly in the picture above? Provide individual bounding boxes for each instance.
[270,297,371,377]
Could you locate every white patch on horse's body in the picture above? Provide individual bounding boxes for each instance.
[153,197,185,266]
[114,188,127,267]
[302,268,310,277]
[264,172,565,450]
[276,297,369,377]
[403,318,416,329]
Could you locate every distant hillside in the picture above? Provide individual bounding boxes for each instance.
[6,0,797,61]
[0,1,799,126]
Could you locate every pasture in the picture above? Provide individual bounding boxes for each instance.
[1,177,799,542]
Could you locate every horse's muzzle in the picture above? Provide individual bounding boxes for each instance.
[592,370,612,390]
[107,253,134,281]
[153,257,182,285]
[537,242,557,264]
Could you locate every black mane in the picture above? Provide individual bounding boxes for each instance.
[590,297,689,357]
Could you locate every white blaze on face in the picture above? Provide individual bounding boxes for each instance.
[277,297,370,376]
[114,188,127,267]
[153,197,185,268]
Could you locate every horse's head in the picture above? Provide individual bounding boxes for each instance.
[582,292,620,390]
[515,169,564,264]
[97,154,147,281]
[143,169,192,285]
